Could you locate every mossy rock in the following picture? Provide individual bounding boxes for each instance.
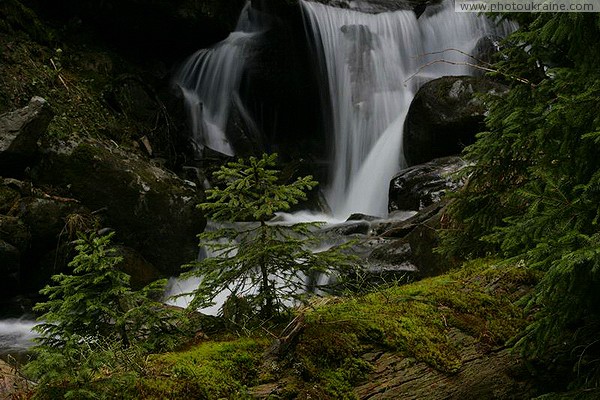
[0,184,20,214]
[12,196,84,250]
[33,138,205,275]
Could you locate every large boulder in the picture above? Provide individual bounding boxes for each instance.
[0,96,53,176]
[403,76,506,167]
[33,138,205,275]
[389,156,467,212]
[0,178,90,299]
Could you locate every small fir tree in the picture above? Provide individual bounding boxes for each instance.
[181,153,356,320]
[26,232,186,397]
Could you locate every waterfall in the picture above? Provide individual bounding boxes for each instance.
[174,2,267,157]
[301,0,515,219]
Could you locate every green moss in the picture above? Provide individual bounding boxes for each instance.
[250,258,536,398]
[297,259,537,376]
[137,338,267,399]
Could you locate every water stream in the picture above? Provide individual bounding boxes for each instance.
[0,319,38,358]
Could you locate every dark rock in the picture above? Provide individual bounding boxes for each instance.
[403,208,451,276]
[0,240,20,298]
[25,0,248,61]
[0,184,20,214]
[367,203,455,280]
[225,94,265,157]
[388,156,467,212]
[325,221,371,236]
[30,241,76,294]
[33,138,205,275]
[0,215,30,253]
[0,295,36,317]
[0,97,53,176]
[114,245,162,290]
[237,1,325,162]
[105,75,159,123]
[0,0,51,42]
[376,200,444,237]
[347,213,379,222]
[10,196,89,293]
[13,197,85,252]
[403,76,507,166]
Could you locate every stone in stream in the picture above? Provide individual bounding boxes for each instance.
[388,156,468,212]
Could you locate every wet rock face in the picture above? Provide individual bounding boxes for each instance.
[388,156,467,212]
[403,76,506,167]
[235,0,325,161]
[25,0,247,61]
[365,201,453,281]
[0,97,53,177]
[33,138,205,275]
[0,240,20,297]
[0,178,92,299]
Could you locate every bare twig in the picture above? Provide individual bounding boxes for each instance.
[413,47,494,68]
[50,58,70,92]
[406,48,533,87]
[405,58,533,86]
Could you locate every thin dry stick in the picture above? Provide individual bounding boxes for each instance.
[413,47,494,67]
[406,48,534,87]
[406,58,533,86]
[50,58,70,92]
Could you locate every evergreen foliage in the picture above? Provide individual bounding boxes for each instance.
[26,232,187,398]
[440,12,600,384]
[181,153,357,320]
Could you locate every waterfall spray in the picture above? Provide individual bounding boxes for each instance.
[175,2,268,157]
[301,0,515,219]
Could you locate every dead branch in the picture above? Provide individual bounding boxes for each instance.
[405,58,533,87]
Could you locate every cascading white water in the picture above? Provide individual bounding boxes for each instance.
[175,2,266,157]
[0,319,38,355]
[301,0,516,219]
